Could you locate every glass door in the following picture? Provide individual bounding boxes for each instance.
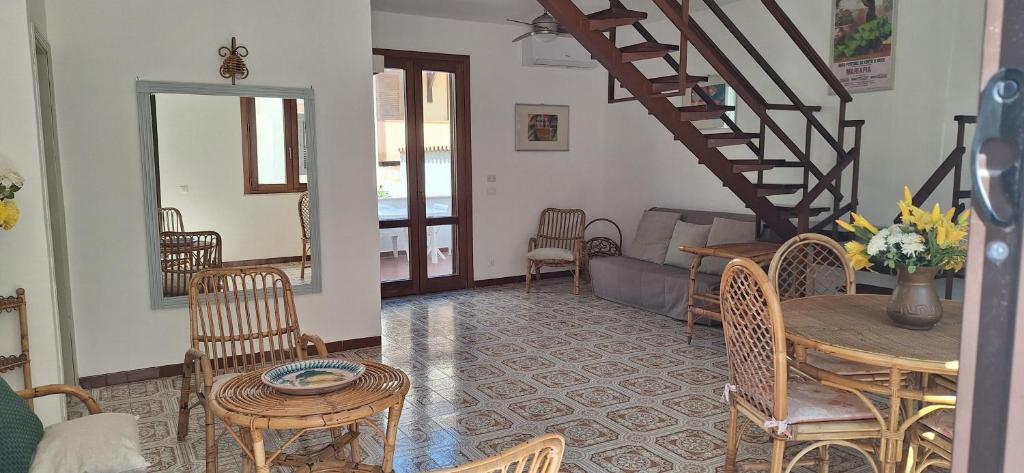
[374,50,472,297]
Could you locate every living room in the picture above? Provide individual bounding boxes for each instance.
[0,0,1013,472]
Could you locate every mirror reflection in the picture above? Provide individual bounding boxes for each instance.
[152,93,314,297]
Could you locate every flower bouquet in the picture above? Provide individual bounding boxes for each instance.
[836,187,969,329]
[0,169,24,231]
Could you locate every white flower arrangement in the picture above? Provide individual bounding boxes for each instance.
[0,168,23,230]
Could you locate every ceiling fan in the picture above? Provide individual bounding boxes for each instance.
[507,11,569,43]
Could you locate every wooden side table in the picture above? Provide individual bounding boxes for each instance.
[209,360,410,473]
[680,242,781,343]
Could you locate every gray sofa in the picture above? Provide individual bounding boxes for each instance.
[590,208,763,320]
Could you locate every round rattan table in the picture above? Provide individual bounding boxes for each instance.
[782,294,961,473]
[209,360,410,473]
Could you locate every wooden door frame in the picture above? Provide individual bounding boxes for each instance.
[376,49,473,298]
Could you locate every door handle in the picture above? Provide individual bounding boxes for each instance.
[972,68,1024,228]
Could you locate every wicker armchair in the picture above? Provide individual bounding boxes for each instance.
[159,207,185,232]
[299,191,311,280]
[429,434,565,473]
[719,258,884,473]
[160,231,222,297]
[526,208,586,295]
[768,234,890,382]
[176,266,330,473]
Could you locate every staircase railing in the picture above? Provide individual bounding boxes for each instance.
[692,0,859,233]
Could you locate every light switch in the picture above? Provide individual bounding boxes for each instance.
[179,185,189,193]
[486,174,497,183]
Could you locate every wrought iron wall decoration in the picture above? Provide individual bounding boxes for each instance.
[218,36,249,85]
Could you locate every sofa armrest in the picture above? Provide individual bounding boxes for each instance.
[17,384,102,415]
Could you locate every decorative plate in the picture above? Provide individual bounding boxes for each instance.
[262,359,366,395]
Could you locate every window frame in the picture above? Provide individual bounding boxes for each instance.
[240,96,308,194]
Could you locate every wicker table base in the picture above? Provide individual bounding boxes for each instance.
[210,360,410,473]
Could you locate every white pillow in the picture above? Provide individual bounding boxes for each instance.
[30,413,148,473]
[699,217,756,275]
[664,221,712,268]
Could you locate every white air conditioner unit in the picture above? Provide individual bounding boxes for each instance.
[521,36,597,69]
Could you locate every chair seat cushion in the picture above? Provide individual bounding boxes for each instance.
[786,380,876,424]
[921,409,955,439]
[528,247,574,261]
[29,413,148,473]
[805,351,888,376]
[0,378,43,473]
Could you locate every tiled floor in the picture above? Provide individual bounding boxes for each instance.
[69,279,875,472]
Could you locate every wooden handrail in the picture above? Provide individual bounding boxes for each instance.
[699,0,849,162]
[759,0,852,102]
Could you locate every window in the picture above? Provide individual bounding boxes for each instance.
[240,97,308,194]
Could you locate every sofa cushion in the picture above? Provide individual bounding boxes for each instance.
[0,377,43,473]
[664,221,712,269]
[624,210,682,264]
[700,217,756,275]
[527,247,574,261]
[29,413,148,473]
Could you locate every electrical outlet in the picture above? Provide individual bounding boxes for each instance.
[486,187,497,196]
[487,174,497,183]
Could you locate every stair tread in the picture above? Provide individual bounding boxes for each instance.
[651,74,709,93]
[757,183,804,189]
[586,7,647,30]
[728,159,790,173]
[620,42,679,62]
[703,132,758,148]
[776,205,830,216]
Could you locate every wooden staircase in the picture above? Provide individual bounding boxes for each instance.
[538,0,865,239]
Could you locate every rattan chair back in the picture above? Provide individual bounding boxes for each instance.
[430,433,565,473]
[768,233,855,300]
[720,258,789,422]
[160,231,222,297]
[0,289,31,406]
[534,208,586,252]
[159,207,185,233]
[299,192,311,241]
[187,266,306,377]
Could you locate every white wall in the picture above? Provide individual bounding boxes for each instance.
[601,0,985,245]
[0,0,65,424]
[371,11,611,280]
[46,0,378,377]
[155,94,303,262]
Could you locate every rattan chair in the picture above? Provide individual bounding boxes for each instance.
[176,266,330,473]
[160,207,185,232]
[720,258,884,473]
[299,191,311,280]
[768,233,890,382]
[429,433,565,473]
[526,208,586,295]
[160,231,222,297]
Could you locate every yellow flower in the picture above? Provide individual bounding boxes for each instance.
[851,212,879,234]
[1,200,18,230]
[845,240,866,254]
[903,186,913,204]
[849,251,874,271]
[836,219,857,233]
[958,209,971,226]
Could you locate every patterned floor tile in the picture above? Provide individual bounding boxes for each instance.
[69,280,874,472]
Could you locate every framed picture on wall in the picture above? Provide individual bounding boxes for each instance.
[515,104,569,151]
[685,76,737,130]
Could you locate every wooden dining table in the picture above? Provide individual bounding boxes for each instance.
[782,294,961,473]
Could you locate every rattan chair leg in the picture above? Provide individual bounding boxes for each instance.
[725,405,739,473]
[251,429,269,473]
[770,439,786,472]
[382,403,404,473]
[301,242,307,280]
[572,260,581,295]
[206,405,218,473]
[177,366,193,441]
[349,423,362,462]
[525,260,533,293]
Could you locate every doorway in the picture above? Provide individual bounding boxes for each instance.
[32,31,77,384]
[373,50,473,297]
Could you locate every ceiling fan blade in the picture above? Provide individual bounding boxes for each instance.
[506,19,534,26]
[511,31,535,42]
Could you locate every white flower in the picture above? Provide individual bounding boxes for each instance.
[867,232,888,256]
[902,240,926,256]
[0,169,24,189]
[899,233,924,246]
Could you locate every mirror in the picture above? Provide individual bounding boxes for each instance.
[137,82,321,308]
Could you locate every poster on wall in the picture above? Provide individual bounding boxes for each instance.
[830,0,897,93]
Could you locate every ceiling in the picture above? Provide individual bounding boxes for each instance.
[371,0,683,24]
